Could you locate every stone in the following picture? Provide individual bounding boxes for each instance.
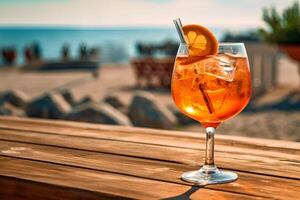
[0,102,25,117]
[73,95,93,107]
[64,102,132,126]
[103,94,128,114]
[26,92,71,119]
[59,89,75,106]
[0,90,29,108]
[0,105,12,116]
[103,94,125,109]
[128,91,177,129]
[167,104,198,125]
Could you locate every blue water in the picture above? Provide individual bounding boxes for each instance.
[0,27,223,65]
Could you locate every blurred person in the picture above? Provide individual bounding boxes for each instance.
[31,42,42,60]
[24,46,33,64]
[89,47,100,61]
[62,43,70,61]
[1,47,17,65]
[79,43,88,60]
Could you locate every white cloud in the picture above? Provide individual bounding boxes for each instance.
[0,0,297,28]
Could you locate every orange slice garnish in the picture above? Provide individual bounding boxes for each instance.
[183,24,218,57]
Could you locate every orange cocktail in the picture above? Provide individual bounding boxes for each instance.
[172,19,251,185]
[172,53,251,128]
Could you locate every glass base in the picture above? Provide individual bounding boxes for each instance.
[181,165,238,186]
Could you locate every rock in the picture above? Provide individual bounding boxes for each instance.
[128,91,177,129]
[26,92,71,119]
[64,102,132,126]
[103,95,125,109]
[59,90,92,108]
[73,95,93,107]
[0,90,29,108]
[0,102,25,117]
[167,104,198,125]
[0,105,12,116]
[103,94,128,114]
[59,89,75,106]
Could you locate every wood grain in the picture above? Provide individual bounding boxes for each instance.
[0,117,299,153]
[0,128,299,180]
[0,117,299,169]
[0,140,299,200]
[0,176,123,200]
[0,157,266,200]
[0,116,299,200]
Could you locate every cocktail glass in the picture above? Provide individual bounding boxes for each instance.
[171,43,251,185]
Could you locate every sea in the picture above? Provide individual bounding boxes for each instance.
[0,27,224,65]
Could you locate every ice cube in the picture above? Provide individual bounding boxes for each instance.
[204,55,236,82]
[219,46,239,55]
[175,64,196,80]
[176,55,237,82]
[176,57,206,80]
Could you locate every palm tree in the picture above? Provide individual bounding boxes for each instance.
[260,2,300,44]
[259,2,300,87]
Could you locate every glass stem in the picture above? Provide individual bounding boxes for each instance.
[204,127,215,166]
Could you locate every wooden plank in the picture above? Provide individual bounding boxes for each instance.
[0,128,299,180]
[1,125,297,163]
[0,117,299,154]
[0,140,299,200]
[0,124,298,172]
[0,117,299,163]
[0,176,122,200]
[0,157,266,200]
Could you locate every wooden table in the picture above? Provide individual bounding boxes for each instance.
[0,117,299,200]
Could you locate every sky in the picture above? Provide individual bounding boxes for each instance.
[0,0,298,28]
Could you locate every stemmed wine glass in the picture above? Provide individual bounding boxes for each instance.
[171,42,251,185]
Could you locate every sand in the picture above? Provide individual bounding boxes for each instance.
[0,57,299,142]
[185,111,300,142]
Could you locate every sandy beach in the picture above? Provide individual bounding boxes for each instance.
[0,56,299,142]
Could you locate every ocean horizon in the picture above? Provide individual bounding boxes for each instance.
[0,26,225,65]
